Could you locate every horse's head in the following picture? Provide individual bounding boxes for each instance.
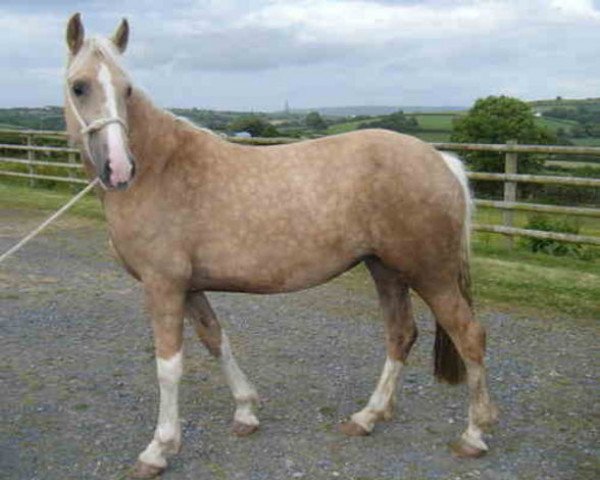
[64,13,135,191]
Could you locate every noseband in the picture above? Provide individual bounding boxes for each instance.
[65,85,129,160]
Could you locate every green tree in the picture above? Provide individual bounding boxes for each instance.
[451,95,555,174]
[228,115,280,137]
[305,111,328,131]
[359,110,419,133]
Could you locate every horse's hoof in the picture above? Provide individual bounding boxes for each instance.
[232,420,259,437]
[339,421,370,437]
[449,438,487,459]
[130,460,165,478]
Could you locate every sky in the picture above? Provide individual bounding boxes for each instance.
[2,0,600,111]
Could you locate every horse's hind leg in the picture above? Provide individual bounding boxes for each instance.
[185,292,260,436]
[420,283,498,457]
[340,258,417,436]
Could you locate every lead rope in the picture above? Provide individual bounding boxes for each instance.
[0,178,100,264]
[0,86,129,264]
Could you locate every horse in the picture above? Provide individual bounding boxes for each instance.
[63,13,498,478]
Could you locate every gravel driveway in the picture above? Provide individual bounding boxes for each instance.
[1,208,598,479]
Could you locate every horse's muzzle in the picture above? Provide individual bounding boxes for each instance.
[100,156,136,190]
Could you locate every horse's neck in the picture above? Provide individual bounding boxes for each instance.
[128,90,181,175]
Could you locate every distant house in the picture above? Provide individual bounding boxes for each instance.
[534,111,542,118]
[233,131,252,138]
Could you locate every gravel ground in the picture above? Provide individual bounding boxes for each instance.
[1,208,599,480]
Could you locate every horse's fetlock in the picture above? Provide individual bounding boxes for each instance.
[473,402,499,430]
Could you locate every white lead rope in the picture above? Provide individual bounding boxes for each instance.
[1,86,127,264]
[0,178,100,264]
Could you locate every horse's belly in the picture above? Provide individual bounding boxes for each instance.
[190,249,361,294]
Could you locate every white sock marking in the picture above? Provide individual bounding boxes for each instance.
[460,359,492,451]
[139,350,183,467]
[221,332,259,426]
[352,357,403,432]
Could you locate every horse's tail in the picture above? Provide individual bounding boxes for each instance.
[433,152,472,385]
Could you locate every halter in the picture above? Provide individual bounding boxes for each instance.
[65,84,129,160]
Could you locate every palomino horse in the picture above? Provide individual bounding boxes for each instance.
[63,14,498,478]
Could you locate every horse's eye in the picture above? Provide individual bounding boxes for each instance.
[126,85,133,97]
[72,81,88,97]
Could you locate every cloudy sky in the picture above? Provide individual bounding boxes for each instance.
[2,0,600,111]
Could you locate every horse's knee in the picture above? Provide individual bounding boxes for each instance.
[387,325,418,362]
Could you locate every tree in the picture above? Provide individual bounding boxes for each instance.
[451,95,555,174]
[228,115,280,137]
[305,111,328,131]
[358,110,419,133]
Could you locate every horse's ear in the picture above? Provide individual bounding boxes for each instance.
[112,18,129,54]
[66,13,85,55]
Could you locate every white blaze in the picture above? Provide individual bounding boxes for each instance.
[98,63,131,185]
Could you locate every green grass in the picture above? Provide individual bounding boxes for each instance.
[0,181,103,220]
[326,118,378,135]
[410,113,460,130]
[470,242,599,319]
[474,206,600,238]
[571,137,600,147]
[327,113,459,137]
[2,182,598,319]
[412,131,452,142]
[535,116,578,132]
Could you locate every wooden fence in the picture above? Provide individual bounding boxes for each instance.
[1,128,599,246]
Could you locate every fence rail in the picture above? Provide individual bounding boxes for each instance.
[1,129,599,246]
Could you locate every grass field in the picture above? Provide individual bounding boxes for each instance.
[474,205,600,238]
[570,137,600,147]
[325,110,600,150]
[326,112,458,141]
[535,116,578,132]
[326,119,374,135]
[413,131,452,142]
[410,112,461,130]
[2,182,598,319]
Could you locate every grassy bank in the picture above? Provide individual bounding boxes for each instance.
[1,182,598,319]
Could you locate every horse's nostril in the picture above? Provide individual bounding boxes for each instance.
[130,160,136,179]
[102,161,112,182]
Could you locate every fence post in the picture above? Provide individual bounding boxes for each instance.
[67,151,78,191]
[503,139,518,248]
[26,134,35,187]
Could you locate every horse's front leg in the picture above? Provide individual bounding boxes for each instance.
[132,278,185,479]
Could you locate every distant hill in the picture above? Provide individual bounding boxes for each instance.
[529,97,600,111]
[295,105,466,117]
[0,107,65,131]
